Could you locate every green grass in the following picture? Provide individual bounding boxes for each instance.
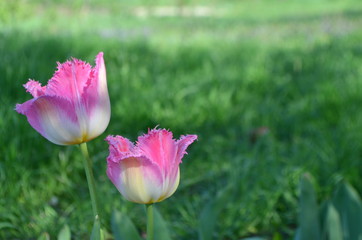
[1,0,362,239]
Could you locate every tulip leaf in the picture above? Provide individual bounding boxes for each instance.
[57,224,71,240]
[90,217,101,240]
[198,199,218,240]
[296,173,320,240]
[332,182,362,240]
[198,186,231,240]
[294,228,301,240]
[0,222,15,230]
[240,238,267,240]
[111,210,142,240]
[37,232,50,240]
[322,202,343,240]
[153,206,172,240]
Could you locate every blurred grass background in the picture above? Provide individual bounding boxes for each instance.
[1,0,362,239]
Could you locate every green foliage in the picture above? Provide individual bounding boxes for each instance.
[153,206,172,240]
[90,216,105,240]
[111,207,171,240]
[331,183,362,240]
[296,174,320,240]
[322,203,343,240]
[240,238,267,240]
[296,174,362,240]
[111,211,142,240]
[37,232,50,240]
[198,200,219,240]
[57,224,71,240]
[198,169,240,240]
[0,0,32,25]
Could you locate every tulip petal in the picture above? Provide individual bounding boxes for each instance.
[82,52,111,140]
[137,129,177,172]
[94,52,107,96]
[80,53,107,113]
[24,80,46,98]
[17,96,82,145]
[45,58,92,101]
[107,156,164,204]
[176,134,198,163]
[160,167,180,201]
[105,135,138,162]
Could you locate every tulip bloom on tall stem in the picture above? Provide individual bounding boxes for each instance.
[15,52,110,233]
[106,128,197,240]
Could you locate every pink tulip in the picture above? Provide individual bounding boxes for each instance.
[15,52,110,145]
[105,128,197,204]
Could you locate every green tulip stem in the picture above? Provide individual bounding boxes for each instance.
[146,204,154,240]
[80,142,100,223]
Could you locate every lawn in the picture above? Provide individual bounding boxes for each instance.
[1,0,362,239]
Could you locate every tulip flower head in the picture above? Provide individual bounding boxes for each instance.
[106,128,197,204]
[16,52,110,145]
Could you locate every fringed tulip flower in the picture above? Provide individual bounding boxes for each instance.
[105,128,197,204]
[15,52,110,145]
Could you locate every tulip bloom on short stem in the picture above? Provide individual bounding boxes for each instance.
[106,128,197,240]
[106,128,197,204]
[15,52,110,145]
